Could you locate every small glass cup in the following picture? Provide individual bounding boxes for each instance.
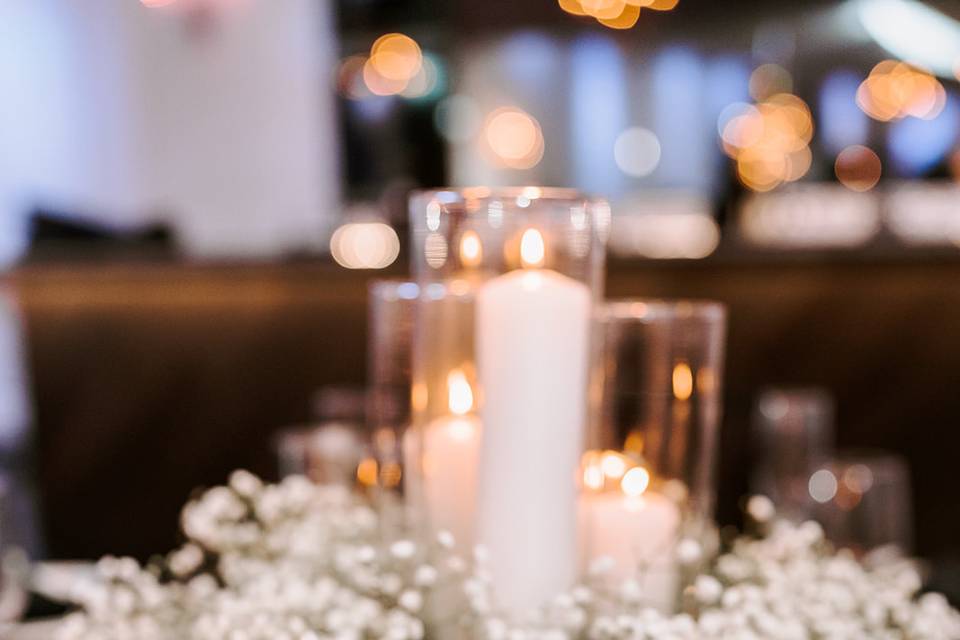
[810,451,913,555]
[367,281,421,499]
[585,299,727,612]
[275,386,366,487]
[751,388,835,522]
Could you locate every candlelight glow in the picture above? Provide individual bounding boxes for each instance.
[357,458,379,487]
[459,231,483,268]
[583,463,605,491]
[379,462,402,488]
[621,466,651,498]
[447,369,474,416]
[601,451,629,479]
[520,229,546,268]
[672,362,694,400]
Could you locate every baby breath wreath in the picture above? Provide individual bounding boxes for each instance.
[56,472,960,640]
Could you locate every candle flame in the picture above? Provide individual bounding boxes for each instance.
[583,463,604,491]
[520,228,545,268]
[672,361,693,401]
[447,369,474,415]
[460,231,483,268]
[621,466,650,498]
[601,450,629,479]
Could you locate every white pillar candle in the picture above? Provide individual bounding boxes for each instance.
[578,467,682,612]
[405,370,482,549]
[475,228,592,616]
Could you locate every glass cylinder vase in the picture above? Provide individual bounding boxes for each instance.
[586,299,726,612]
[408,187,609,617]
[366,281,421,510]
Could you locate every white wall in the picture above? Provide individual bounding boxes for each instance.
[0,0,341,261]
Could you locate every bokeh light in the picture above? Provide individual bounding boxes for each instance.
[835,145,882,192]
[644,0,680,9]
[330,223,400,269]
[356,33,424,97]
[856,60,946,122]
[809,469,838,504]
[459,230,483,268]
[720,91,814,192]
[369,33,422,82]
[613,127,661,177]
[482,107,545,169]
[558,0,662,29]
[141,0,177,7]
[621,466,651,498]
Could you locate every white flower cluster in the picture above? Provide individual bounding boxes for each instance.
[586,519,960,640]
[55,475,960,640]
[57,472,462,640]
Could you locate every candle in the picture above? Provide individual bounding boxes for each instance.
[405,369,481,549]
[475,228,592,615]
[578,463,682,612]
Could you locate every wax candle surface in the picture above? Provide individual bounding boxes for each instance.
[578,491,682,611]
[476,260,592,616]
[405,369,482,549]
[405,414,481,549]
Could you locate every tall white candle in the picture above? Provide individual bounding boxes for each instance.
[404,370,481,549]
[475,228,592,616]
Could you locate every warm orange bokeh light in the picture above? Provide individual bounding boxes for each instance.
[857,61,945,122]
[720,90,814,192]
[835,145,882,192]
[559,0,663,28]
[369,33,422,82]
[483,107,544,169]
[598,3,641,28]
[358,33,423,97]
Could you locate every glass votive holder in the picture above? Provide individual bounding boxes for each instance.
[809,451,913,555]
[274,386,366,488]
[367,280,421,502]
[408,187,609,616]
[751,388,835,522]
[584,299,727,612]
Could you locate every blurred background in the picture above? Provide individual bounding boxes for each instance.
[1,0,960,606]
